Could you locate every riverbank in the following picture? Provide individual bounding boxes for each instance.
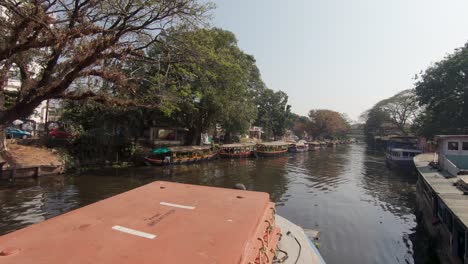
[0,141,63,179]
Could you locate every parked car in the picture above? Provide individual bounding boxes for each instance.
[6,127,32,139]
[48,128,72,139]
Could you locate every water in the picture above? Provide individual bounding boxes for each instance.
[0,144,423,263]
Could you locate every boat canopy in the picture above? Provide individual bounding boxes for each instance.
[257,141,288,146]
[220,143,255,149]
[151,147,171,154]
[169,145,212,153]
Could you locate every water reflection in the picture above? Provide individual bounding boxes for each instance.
[0,144,424,264]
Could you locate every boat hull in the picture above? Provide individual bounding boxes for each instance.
[255,150,288,157]
[146,153,217,166]
[288,146,308,153]
[219,151,252,158]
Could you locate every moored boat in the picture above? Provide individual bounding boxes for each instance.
[288,140,309,153]
[307,141,321,151]
[145,145,216,166]
[0,181,326,264]
[255,141,288,157]
[219,143,255,158]
[385,136,421,168]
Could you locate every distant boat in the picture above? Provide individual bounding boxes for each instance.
[218,143,255,158]
[385,136,421,168]
[255,141,288,157]
[307,141,321,151]
[288,140,309,153]
[145,146,216,166]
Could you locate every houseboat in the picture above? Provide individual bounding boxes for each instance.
[415,135,468,264]
[218,143,255,158]
[385,136,422,168]
[0,181,326,264]
[255,141,288,157]
[288,140,309,153]
[144,145,216,165]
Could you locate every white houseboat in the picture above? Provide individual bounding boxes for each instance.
[385,136,422,168]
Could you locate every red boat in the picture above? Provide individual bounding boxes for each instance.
[219,143,255,158]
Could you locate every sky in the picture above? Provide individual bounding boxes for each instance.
[211,0,468,121]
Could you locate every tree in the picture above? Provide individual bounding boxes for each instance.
[414,43,468,137]
[145,28,260,144]
[0,0,211,148]
[254,89,291,140]
[307,109,349,139]
[375,89,419,135]
[287,113,309,139]
[361,107,392,144]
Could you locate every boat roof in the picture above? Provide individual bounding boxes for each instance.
[257,141,288,146]
[169,145,211,152]
[220,143,255,148]
[414,154,468,230]
[436,135,468,140]
[388,148,422,153]
[0,181,276,264]
[307,141,320,145]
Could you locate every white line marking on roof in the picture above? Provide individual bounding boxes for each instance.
[160,202,195,210]
[112,225,156,239]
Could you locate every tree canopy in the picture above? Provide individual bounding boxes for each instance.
[142,27,260,144]
[414,43,468,137]
[254,89,291,140]
[307,109,350,139]
[0,0,212,126]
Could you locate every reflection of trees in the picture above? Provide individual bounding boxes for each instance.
[167,157,289,203]
[360,148,417,216]
[302,147,350,193]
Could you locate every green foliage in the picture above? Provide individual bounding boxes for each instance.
[362,89,420,145]
[254,89,291,140]
[144,28,260,143]
[414,43,468,137]
[362,107,392,144]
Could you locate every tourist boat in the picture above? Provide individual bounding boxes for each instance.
[288,140,309,153]
[255,141,289,157]
[385,136,421,168]
[307,141,321,151]
[218,143,255,158]
[414,135,468,264]
[0,181,326,264]
[144,146,216,166]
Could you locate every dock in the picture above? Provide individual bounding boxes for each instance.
[0,164,63,180]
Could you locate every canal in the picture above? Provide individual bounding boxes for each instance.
[0,144,428,263]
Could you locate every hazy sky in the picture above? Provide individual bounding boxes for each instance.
[212,0,468,121]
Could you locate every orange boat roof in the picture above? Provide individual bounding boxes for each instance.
[0,181,277,264]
